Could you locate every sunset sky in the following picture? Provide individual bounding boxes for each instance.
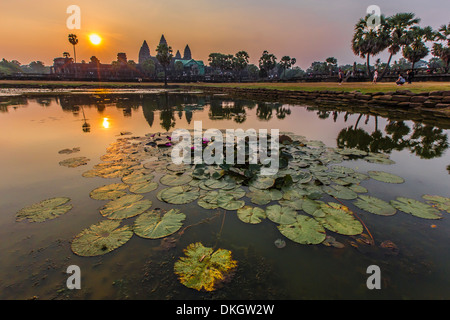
[1,0,449,69]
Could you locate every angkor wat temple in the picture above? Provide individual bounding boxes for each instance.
[51,34,205,81]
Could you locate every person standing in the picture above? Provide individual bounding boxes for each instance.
[407,70,414,84]
[373,69,378,84]
[338,69,344,85]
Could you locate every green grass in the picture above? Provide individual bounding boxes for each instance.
[185,81,450,94]
[0,80,449,94]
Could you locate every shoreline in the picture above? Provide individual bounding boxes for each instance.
[1,80,449,119]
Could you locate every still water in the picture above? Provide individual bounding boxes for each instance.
[0,90,449,299]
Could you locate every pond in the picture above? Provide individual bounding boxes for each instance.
[0,90,449,300]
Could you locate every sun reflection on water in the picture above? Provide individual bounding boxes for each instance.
[102,117,110,129]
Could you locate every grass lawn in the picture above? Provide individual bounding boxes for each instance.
[0,80,449,94]
[186,81,450,94]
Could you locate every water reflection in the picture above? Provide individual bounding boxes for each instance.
[1,93,449,161]
[337,119,449,159]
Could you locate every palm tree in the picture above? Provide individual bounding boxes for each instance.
[232,51,250,81]
[402,26,434,70]
[156,43,173,87]
[352,14,389,78]
[378,13,421,81]
[68,34,78,63]
[432,23,450,73]
[279,56,296,79]
[325,57,337,76]
[258,50,277,79]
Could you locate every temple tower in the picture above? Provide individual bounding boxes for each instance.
[183,45,192,60]
[138,40,151,64]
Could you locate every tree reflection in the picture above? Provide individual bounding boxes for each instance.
[337,119,449,159]
[256,102,291,121]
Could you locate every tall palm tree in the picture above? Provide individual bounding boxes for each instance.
[68,34,78,63]
[432,23,450,73]
[402,26,434,70]
[325,57,337,76]
[156,43,173,87]
[352,14,389,78]
[378,13,421,81]
[279,56,296,79]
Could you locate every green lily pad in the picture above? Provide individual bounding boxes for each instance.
[247,190,272,205]
[302,198,326,218]
[197,191,220,209]
[93,164,132,178]
[100,194,152,219]
[89,183,129,200]
[368,171,405,184]
[160,185,200,204]
[134,208,186,239]
[217,195,245,210]
[237,206,266,224]
[71,220,133,257]
[174,242,237,292]
[16,197,73,222]
[422,195,450,213]
[218,187,246,200]
[166,163,189,173]
[278,198,304,210]
[348,184,368,193]
[266,205,297,224]
[204,178,229,189]
[160,174,193,186]
[322,185,358,200]
[249,176,275,189]
[129,181,158,194]
[315,203,363,235]
[364,155,395,165]
[390,197,443,220]
[59,156,90,168]
[277,215,326,245]
[353,195,397,216]
[122,172,154,185]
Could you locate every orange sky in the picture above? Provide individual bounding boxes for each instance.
[1,0,449,69]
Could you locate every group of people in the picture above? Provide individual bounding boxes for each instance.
[372,69,414,85]
[336,68,415,86]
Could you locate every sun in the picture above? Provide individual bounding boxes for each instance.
[89,34,102,45]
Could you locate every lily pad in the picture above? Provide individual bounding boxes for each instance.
[266,205,297,225]
[322,185,358,200]
[315,203,363,235]
[249,176,275,189]
[197,191,220,209]
[390,197,442,220]
[368,171,404,184]
[174,242,237,292]
[237,206,266,224]
[422,195,450,213]
[160,185,200,204]
[217,195,245,210]
[16,197,72,222]
[274,239,286,248]
[89,183,129,200]
[160,174,193,186]
[122,172,154,185]
[100,194,152,219]
[59,156,90,168]
[353,195,396,216]
[277,215,326,244]
[134,208,186,239]
[129,181,158,194]
[204,179,229,189]
[71,220,133,257]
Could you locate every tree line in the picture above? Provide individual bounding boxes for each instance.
[352,13,449,81]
